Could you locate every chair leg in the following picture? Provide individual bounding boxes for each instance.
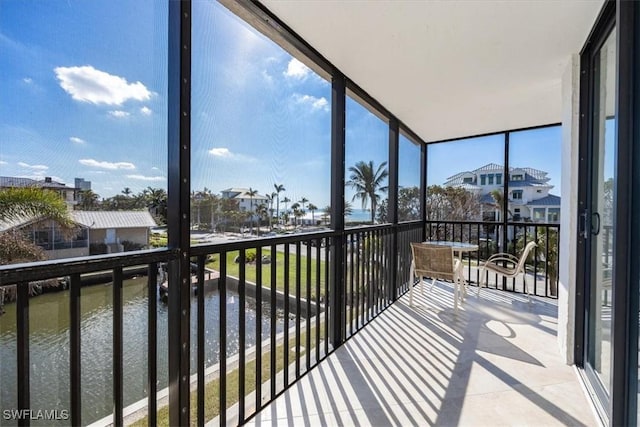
[409,279,414,306]
[428,277,436,292]
[477,268,486,297]
[523,273,532,304]
[409,262,415,306]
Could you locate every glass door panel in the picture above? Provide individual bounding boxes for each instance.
[586,26,616,397]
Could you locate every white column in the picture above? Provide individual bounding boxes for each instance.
[558,53,580,364]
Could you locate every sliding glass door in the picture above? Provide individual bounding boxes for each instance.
[585,24,616,401]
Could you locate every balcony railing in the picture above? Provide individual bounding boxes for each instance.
[0,219,558,426]
[425,220,560,298]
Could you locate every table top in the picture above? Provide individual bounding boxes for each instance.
[423,241,479,251]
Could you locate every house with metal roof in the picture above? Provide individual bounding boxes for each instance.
[444,163,561,222]
[1,210,156,260]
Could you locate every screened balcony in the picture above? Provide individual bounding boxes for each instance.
[0,0,614,426]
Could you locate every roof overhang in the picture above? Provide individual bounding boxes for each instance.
[259,0,604,142]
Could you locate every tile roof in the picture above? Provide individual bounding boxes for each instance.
[527,194,561,206]
[444,164,551,186]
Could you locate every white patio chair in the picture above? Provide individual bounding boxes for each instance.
[477,241,537,300]
[409,243,466,312]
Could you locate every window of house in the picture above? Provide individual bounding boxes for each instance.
[463,177,473,184]
[488,174,494,185]
[512,190,523,200]
[533,208,545,221]
[548,208,560,222]
[512,174,523,181]
[480,174,486,185]
[496,173,502,185]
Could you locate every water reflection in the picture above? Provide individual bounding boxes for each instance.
[0,277,283,425]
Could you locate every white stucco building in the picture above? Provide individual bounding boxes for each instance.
[443,163,561,223]
[220,188,269,212]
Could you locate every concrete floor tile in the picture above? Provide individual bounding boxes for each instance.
[247,288,597,427]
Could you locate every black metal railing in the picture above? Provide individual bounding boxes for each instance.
[0,219,559,426]
[0,248,175,427]
[425,220,560,297]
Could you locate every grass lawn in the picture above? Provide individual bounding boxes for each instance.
[130,324,326,427]
[207,249,327,300]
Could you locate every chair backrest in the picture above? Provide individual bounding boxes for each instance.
[515,241,538,273]
[410,242,455,282]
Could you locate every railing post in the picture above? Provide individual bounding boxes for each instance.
[502,132,510,254]
[167,0,191,425]
[421,142,427,241]
[388,118,399,301]
[330,73,346,348]
[16,282,29,427]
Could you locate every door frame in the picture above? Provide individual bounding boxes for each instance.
[576,0,640,425]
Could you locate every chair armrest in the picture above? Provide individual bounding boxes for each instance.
[486,252,519,264]
[483,256,518,267]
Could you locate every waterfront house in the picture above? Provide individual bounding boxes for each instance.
[444,163,562,222]
[71,210,157,253]
[0,210,156,259]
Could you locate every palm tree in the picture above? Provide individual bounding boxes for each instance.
[347,160,389,223]
[274,184,285,226]
[291,202,300,226]
[77,189,99,210]
[256,203,268,236]
[0,187,74,264]
[298,197,308,228]
[308,203,318,225]
[247,187,258,235]
[322,205,331,225]
[143,187,168,224]
[122,187,132,197]
[344,201,354,218]
[281,196,291,226]
[490,189,512,221]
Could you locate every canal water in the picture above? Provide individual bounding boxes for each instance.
[0,278,284,426]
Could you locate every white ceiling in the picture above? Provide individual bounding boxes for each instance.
[260,0,604,142]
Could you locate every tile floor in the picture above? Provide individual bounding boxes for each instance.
[245,283,598,426]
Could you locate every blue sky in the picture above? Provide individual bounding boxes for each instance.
[1,0,565,209]
[0,0,168,197]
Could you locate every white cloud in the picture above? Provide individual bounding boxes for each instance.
[151,166,159,170]
[140,106,152,116]
[23,77,33,84]
[18,161,48,171]
[0,160,7,165]
[209,147,233,158]
[69,136,86,144]
[208,147,256,162]
[109,110,130,118]
[284,58,310,80]
[126,174,165,182]
[79,158,135,170]
[292,94,329,112]
[54,65,151,106]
